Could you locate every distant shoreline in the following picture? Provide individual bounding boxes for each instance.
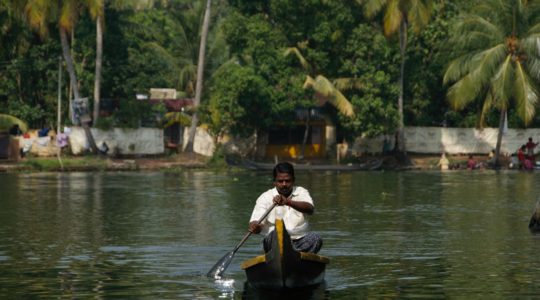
[0,152,523,173]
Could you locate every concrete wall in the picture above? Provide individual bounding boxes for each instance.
[64,126,540,158]
[352,126,540,155]
[70,127,164,155]
[181,127,215,156]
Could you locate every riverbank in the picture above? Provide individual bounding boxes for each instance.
[0,152,504,172]
[0,153,209,172]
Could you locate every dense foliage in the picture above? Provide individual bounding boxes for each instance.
[1,0,540,141]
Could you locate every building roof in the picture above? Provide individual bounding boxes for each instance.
[148,99,194,112]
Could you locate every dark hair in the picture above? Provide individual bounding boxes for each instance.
[273,162,295,180]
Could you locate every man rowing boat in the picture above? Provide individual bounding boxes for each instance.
[248,162,322,253]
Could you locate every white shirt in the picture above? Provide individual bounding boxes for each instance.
[249,186,313,239]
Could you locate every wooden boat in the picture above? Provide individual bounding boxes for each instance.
[230,159,382,171]
[240,218,330,289]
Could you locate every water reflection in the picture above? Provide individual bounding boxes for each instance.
[1,170,540,298]
[241,281,328,300]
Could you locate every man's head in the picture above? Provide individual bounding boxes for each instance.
[273,162,295,196]
[530,137,533,142]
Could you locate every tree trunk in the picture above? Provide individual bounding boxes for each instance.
[185,0,211,153]
[57,57,62,134]
[494,108,506,168]
[300,111,310,159]
[93,15,103,124]
[60,28,99,153]
[396,20,408,153]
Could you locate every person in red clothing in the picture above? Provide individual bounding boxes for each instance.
[518,145,526,167]
[526,137,539,160]
[467,155,477,170]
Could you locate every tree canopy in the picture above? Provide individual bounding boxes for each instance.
[1,0,539,146]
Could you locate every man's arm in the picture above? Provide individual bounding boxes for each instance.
[287,199,314,215]
[273,194,314,215]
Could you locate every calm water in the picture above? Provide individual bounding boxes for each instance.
[1,169,540,299]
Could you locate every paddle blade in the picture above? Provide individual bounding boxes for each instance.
[207,251,234,278]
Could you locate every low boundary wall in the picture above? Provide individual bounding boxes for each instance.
[70,127,164,155]
[353,127,540,155]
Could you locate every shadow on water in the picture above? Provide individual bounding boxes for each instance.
[241,281,329,300]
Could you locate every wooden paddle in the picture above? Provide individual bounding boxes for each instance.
[207,202,277,278]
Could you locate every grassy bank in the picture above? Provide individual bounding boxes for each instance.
[0,153,210,172]
[20,156,110,172]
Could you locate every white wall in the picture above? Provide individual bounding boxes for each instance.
[181,127,215,156]
[352,126,540,155]
[70,127,164,155]
[68,126,540,157]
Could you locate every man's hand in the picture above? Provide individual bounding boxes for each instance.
[248,221,262,234]
[273,194,290,206]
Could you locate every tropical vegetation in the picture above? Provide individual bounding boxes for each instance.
[444,0,540,165]
[1,0,540,157]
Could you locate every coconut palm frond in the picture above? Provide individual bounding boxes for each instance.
[24,0,51,36]
[284,47,310,71]
[514,62,538,125]
[303,75,354,117]
[303,75,316,90]
[454,31,499,50]
[333,78,364,91]
[456,16,504,42]
[0,114,28,132]
[161,111,192,128]
[178,64,196,90]
[526,56,540,81]
[142,42,182,70]
[329,89,355,118]
[491,55,513,104]
[469,44,507,85]
[143,42,175,60]
[444,57,471,85]
[443,44,505,84]
[382,0,401,36]
[527,23,540,35]
[362,0,386,19]
[408,0,433,33]
[520,35,540,58]
[444,44,505,85]
[59,0,79,32]
[446,75,481,110]
[86,0,104,19]
[478,92,494,128]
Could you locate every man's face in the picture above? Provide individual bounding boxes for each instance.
[274,172,294,196]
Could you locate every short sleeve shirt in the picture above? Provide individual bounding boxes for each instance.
[250,186,313,239]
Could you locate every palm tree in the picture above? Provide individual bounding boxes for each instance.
[285,45,355,158]
[443,0,540,167]
[100,0,157,123]
[185,0,212,153]
[86,0,104,124]
[360,0,434,153]
[23,0,99,153]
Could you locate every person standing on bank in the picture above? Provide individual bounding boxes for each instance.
[526,137,539,160]
[248,162,323,254]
